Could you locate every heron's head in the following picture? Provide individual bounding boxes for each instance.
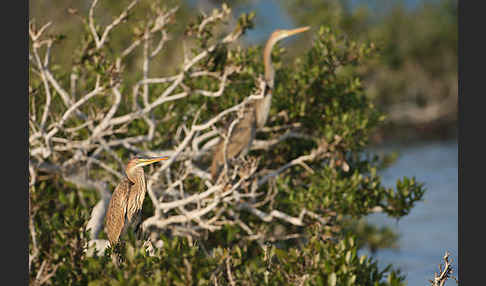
[270,26,310,43]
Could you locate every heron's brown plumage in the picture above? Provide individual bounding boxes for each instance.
[104,157,168,247]
[105,178,131,246]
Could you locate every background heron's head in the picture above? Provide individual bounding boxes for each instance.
[270,26,310,43]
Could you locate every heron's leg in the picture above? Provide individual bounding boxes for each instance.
[139,223,157,256]
[136,224,151,242]
[110,241,125,267]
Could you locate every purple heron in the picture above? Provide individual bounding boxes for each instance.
[105,156,169,247]
[210,26,311,180]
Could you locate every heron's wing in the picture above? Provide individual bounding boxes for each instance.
[105,178,131,246]
[211,108,256,179]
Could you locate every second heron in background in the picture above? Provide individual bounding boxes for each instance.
[210,26,310,181]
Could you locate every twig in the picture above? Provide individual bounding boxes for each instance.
[429,251,458,286]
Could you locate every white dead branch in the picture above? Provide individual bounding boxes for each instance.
[29,2,339,255]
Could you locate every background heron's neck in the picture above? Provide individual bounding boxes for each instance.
[255,92,273,128]
[264,38,277,89]
[259,36,279,128]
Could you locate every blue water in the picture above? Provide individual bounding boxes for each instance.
[233,0,296,45]
[187,0,434,45]
[362,140,458,285]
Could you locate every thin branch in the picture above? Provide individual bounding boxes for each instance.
[226,257,236,286]
[429,252,458,286]
[90,0,140,49]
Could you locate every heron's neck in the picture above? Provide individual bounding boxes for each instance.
[134,170,146,190]
[127,168,147,198]
[133,169,147,211]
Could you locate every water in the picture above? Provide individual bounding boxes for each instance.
[233,0,296,45]
[362,140,458,285]
[222,0,430,45]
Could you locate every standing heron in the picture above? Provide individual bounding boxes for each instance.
[210,26,310,180]
[105,156,169,247]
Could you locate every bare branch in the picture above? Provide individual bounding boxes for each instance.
[29,2,338,251]
[429,252,458,286]
[90,0,140,49]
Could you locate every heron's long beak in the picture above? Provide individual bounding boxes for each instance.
[285,26,310,38]
[137,156,169,167]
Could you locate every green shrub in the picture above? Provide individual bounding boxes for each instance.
[29,2,425,285]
